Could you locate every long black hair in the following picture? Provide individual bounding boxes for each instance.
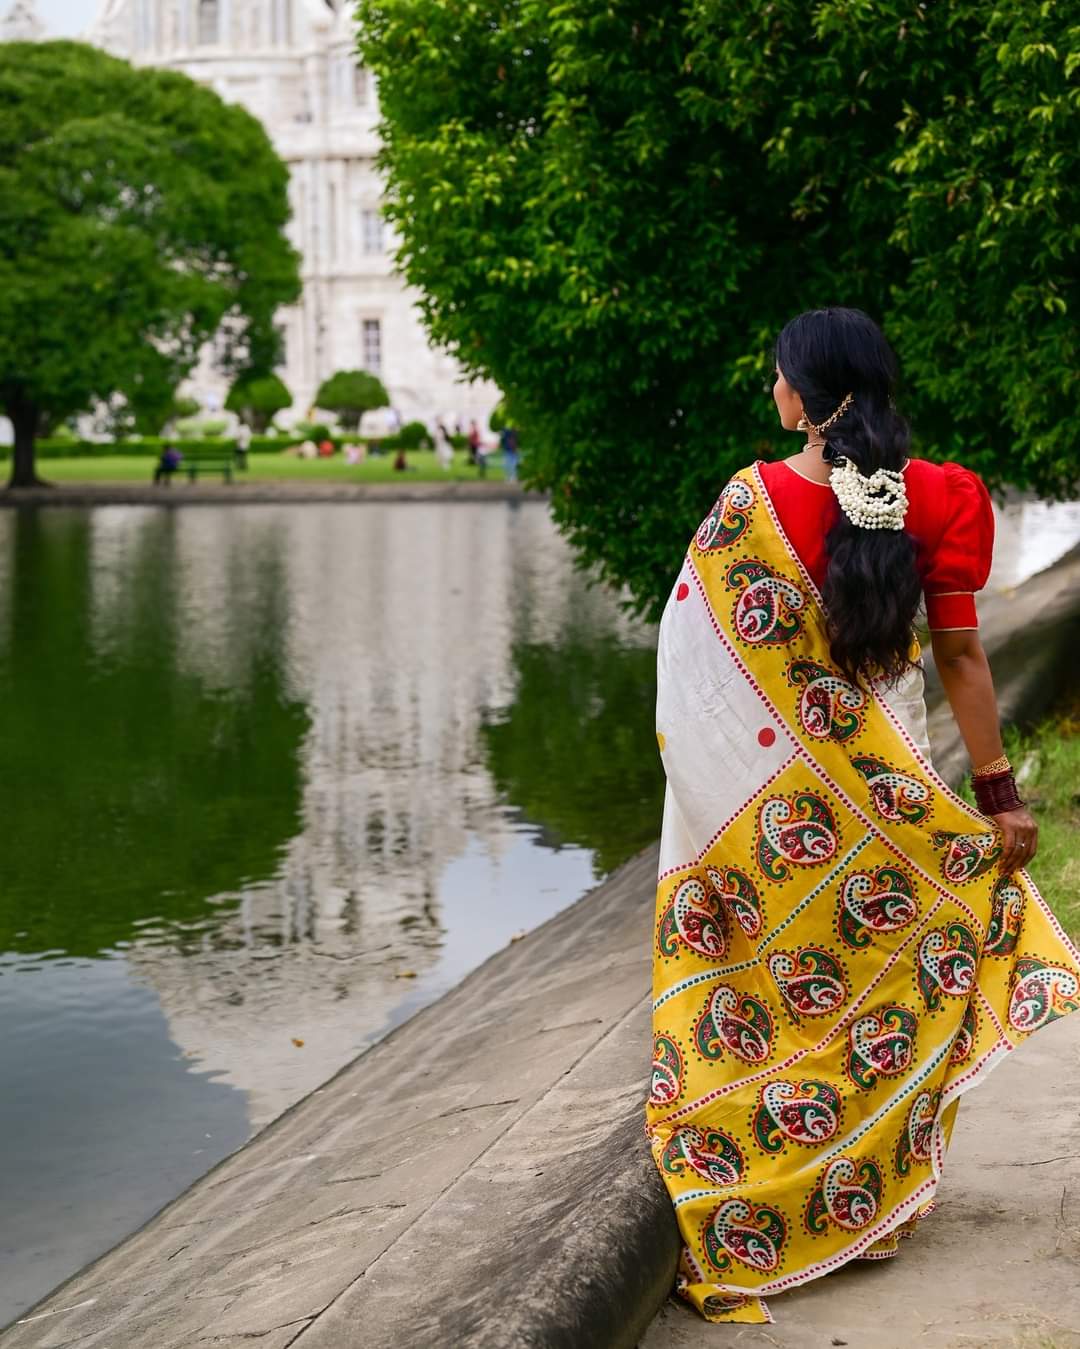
[774,307,921,686]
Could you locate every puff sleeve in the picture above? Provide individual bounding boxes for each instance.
[922,463,995,630]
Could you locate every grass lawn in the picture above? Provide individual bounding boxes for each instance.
[25,450,508,485]
[958,691,1080,938]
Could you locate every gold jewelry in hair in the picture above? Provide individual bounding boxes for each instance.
[972,754,1011,778]
[798,391,854,436]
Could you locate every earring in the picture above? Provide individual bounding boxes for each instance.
[796,414,810,432]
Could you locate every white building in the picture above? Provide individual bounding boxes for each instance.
[60,0,499,428]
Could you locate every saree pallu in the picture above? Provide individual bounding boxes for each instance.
[645,462,1080,1325]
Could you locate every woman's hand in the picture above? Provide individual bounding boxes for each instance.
[990,806,1038,875]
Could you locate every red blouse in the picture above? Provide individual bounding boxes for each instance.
[758,458,995,630]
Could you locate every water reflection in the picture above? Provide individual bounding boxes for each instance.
[0,501,658,1324]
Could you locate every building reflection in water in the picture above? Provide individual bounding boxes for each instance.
[80,501,656,1126]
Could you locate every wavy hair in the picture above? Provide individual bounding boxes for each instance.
[774,307,921,686]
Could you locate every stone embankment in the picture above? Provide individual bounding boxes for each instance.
[0,481,533,507]
[5,547,1079,1349]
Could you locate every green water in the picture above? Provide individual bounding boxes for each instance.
[0,501,662,1325]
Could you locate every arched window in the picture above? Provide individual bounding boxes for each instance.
[197,0,218,45]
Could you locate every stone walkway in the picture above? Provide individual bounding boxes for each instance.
[639,1012,1080,1349]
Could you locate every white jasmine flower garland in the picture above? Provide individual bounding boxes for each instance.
[829,458,908,530]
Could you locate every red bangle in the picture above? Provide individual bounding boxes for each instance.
[972,769,1024,816]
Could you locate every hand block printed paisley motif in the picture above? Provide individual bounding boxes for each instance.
[661,1125,745,1186]
[917,922,979,1010]
[931,829,1002,883]
[751,1079,843,1153]
[704,1199,788,1274]
[805,1157,884,1233]
[894,1089,940,1176]
[1008,959,1080,1032]
[756,792,838,880]
[767,946,848,1017]
[852,754,932,824]
[786,659,867,742]
[726,560,805,645]
[650,1032,684,1106]
[837,865,918,948]
[949,1000,979,1066]
[985,877,1024,957]
[657,875,729,959]
[694,984,775,1063]
[846,1005,918,1088]
[706,864,765,939]
[696,480,755,551]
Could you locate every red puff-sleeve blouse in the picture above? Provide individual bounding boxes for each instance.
[758,458,995,630]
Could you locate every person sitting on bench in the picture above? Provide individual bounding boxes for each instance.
[154,444,183,485]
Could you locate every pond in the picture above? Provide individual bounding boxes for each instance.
[0,501,662,1326]
[2,490,1078,1327]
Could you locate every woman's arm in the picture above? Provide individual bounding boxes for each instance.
[929,629,1038,875]
[927,623,1035,874]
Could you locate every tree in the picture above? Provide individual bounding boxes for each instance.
[226,373,293,432]
[314,369,389,430]
[358,2,1080,618]
[0,41,301,487]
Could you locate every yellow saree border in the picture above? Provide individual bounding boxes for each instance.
[645,462,1080,1325]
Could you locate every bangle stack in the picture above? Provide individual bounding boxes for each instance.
[971,755,1024,815]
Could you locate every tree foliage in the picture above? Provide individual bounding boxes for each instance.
[226,373,293,432]
[0,41,301,487]
[358,1,1080,617]
[314,369,389,429]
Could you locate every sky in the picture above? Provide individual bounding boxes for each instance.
[28,0,97,37]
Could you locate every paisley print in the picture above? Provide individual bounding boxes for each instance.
[650,1033,684,1106]
[1008,959,1080,1033]
[805,1157,883,1233]
[949,1001,979,1066]
[852,755,932,825]
[756,792,839,881]
[696,480,755,551]
[726,560,805,646]
[704,1199,787,1274]
[894,1090,940,1176]
[751,1079,842,1153]
[657,875,729,960]
[931,829,1002,884]
[837,865,918,949]
[645,466,1080,1327]
[767,946,848,1017]
[846,1005,918,1089]
[705,864,765,939]
[661,1126,745,1186]
[787,660,867,743]
[694,984,775,1064]
[985,877,1024,957]
[917,922,979,1010]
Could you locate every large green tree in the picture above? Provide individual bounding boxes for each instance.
[0,41,301,487]
[358,1,1080,617]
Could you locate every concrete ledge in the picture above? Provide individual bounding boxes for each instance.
[4,848,674,1349]
[7,546,1079,1349]
[0,482,540,507]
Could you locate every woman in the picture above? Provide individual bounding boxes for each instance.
[645,307,1080,1325]
[434,420,455,472]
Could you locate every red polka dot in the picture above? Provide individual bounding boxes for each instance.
[758,727,777,747]
[676,582,690,601]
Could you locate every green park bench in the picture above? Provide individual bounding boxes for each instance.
[154,444,248,485]
[184,446,237,483]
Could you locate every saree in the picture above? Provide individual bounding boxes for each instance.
[644,462,1080,1324]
